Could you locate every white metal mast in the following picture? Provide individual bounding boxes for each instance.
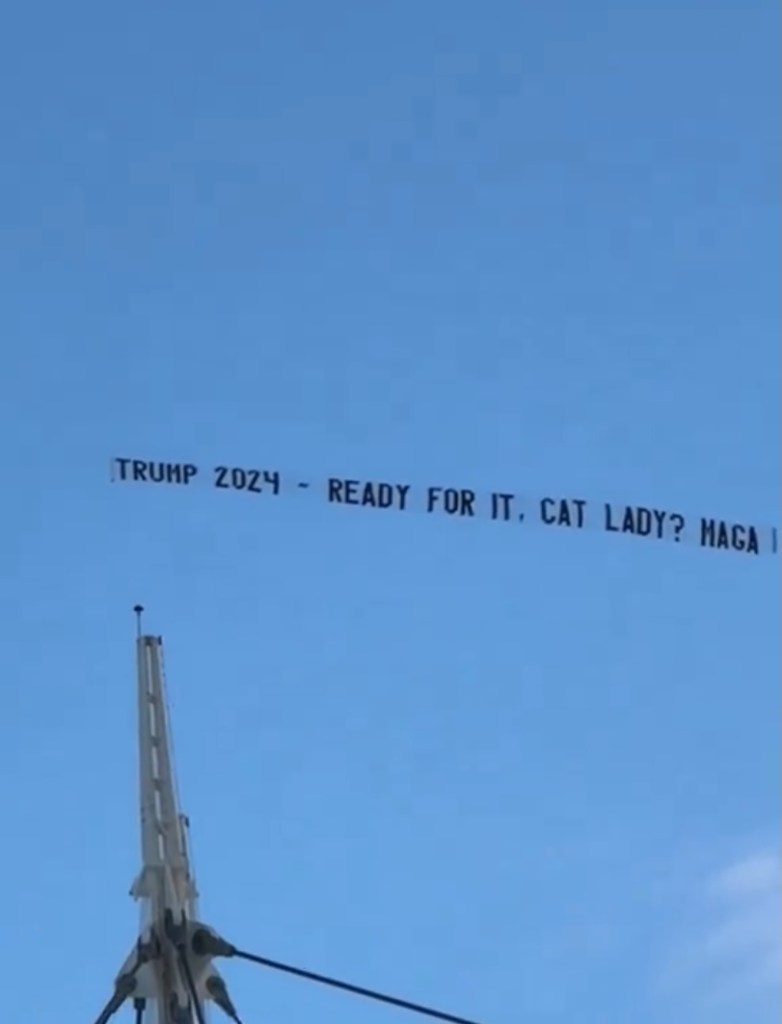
[90,608,485,1024]
[93,607,241,1024]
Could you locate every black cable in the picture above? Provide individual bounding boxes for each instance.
[90,994,124,1024]
[90,957,146,1024]
[133,1000,145,1024]
[232,948,487,1024]
[177,946,207,1024]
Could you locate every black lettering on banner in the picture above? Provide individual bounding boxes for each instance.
[540,497,586,528]
[491,492,516,521]
[265,470,281,494]
[327,478,345,502]
[109,458,776,557]
[327,478,411,511]
[426,486,476,516]
[114,458,198,485]
[669,513,685,542]
[700,518,759,555]
[604,504,669,539]
[214,466,279,494]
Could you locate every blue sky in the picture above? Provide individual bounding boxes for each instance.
[1,2,779,1022]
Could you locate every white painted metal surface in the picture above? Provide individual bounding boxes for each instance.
[98,610,240,1024]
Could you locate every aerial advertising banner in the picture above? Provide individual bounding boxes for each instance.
[110,456,778,557]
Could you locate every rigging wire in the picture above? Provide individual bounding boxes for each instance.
[177,946,207,1024]
[230,947,487,1024]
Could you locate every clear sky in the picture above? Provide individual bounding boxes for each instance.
[0,2,779,1022]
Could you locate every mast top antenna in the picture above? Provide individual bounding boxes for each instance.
[133,604,144,636]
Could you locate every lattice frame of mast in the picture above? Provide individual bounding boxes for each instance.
[92,608,240,1024]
